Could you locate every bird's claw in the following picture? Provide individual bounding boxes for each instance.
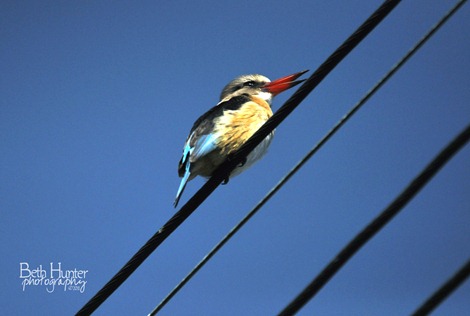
[238,157,247,167]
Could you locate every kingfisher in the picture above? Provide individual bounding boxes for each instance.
[174,70,308,207]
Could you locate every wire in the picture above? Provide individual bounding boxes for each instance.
[148,0,464,312]
[278,123,470,315]
[412,258,470,316]
[234,0,400,167]
[76,1,401,314]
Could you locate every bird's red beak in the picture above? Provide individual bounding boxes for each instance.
[263,70,309,96]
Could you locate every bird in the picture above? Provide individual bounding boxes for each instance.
[174,70,308,207]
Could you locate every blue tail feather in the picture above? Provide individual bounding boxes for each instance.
[174,164,191,208]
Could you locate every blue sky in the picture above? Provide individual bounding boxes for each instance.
[2,1,469,315]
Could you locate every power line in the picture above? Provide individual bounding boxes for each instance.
[412,258,470,316]
[148,0,464,312]
[76,0,401,314]
[278,123,470,315]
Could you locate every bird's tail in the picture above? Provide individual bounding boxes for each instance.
[174,168,191,208]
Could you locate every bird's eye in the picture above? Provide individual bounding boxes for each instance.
[244,81,256,87]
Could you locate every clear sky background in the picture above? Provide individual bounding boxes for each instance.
[2,1,469,315]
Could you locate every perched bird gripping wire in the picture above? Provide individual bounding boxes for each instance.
[174,70,308,207]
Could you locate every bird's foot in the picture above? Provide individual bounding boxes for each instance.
[238,157,247,167]
[221,156,246,185]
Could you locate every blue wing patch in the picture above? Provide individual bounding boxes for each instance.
[191,133,218,160]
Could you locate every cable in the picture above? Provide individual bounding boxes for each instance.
[412,258,470,316]
[233,0,400,167]
[76,1,401,314]
[278,123,470,315]
[148,0,463,312]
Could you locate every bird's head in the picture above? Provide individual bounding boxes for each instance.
[219,70,308,104]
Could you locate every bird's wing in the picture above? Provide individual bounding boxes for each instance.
[177,95,250,176]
